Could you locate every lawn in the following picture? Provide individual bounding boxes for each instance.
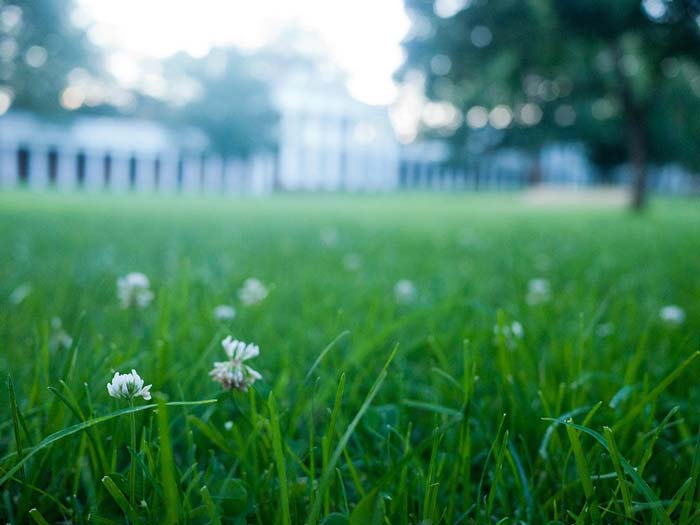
[1,191,699,524]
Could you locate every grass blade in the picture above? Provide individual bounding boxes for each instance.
[28,507,50,525]
[268,393,291,525]
[200,485,223,525]
[603,426,633,519]
[156,396,180,525]
[102,475,140,524]
[307,344,398,524]
[0,399,216,487]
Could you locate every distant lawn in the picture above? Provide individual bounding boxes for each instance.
[1,191,699,524]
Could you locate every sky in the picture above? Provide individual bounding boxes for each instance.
[76,0,412,106]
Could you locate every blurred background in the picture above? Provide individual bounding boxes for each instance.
[0,0,699,209]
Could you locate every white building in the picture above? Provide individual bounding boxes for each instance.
[0,59,401,194]
[273,69,399,191]
[0,110,278,194]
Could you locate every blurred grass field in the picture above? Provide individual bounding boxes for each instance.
[1,191,700,524]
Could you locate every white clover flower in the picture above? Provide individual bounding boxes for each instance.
[510,321,524,338]
[9,283,32,305]
[343,253,362,272]
[238,278,268,306]
[210,336,262,392]
[494,321,524,349]
[526,278,551,305]
[394,279,417,304]
[51,317,73,349]
[117,272,154,309]
[320,227,339,247]
[213,304,236,321]
[107,369,152,401]
[596,322,615,338]
[660,305,685,326]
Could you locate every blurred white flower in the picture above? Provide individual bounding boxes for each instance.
[660,305,685,325]
[394,279,417,304]
[210,336,262,392]
[320,227,339,247]
[595,322,615,338]
[494,321,524,349]
[117,272,154,309]
[9,283,32,305]
[224,420,234,430]
[51,317,73,349]
[511,321,524,338]
[213,304,236,321]
[526,278,551,305]
[238,278,268,306]
[343,253,362,272]
[107,369,152,401]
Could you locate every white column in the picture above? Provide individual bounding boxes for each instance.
[0,144,17,188]
[203,155,223,193]
[324,127,341,191]
[249,155,263,195]
[56,148,77,191]
[181,155,201,194]
[110,154,131,192]
[135,155,157,193]
[223,158,240,194]
[158,154,179,193]
[264,155,275,194]
[84,151,104,192]
[28,146,49,190]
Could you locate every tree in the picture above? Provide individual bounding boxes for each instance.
[399,0,700,209]
[2,0,98,115]
[159,48,278,157]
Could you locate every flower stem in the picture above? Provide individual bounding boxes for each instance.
[129,399,136,507]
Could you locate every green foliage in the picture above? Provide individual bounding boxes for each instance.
[5,3,277,155]
[3,0,97,115]
[400,0,700,173]
[159,49,279,156]
[1,192,700,524]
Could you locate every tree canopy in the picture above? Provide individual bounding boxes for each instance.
[2,1,278,156]
[399,0,700,207]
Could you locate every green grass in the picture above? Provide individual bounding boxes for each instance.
[1,191,700,524]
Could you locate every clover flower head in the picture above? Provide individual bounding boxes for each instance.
[660,305,685,325]
[526,278,551,305]
[343,253,362,272]
[510,321,524,338]
[9,283,32,305]
[117,272,154,309]
[210,336,262,392]
[596,322,615,338]
[494,320,524,349]
[107,369,152,401]
[51,316,73,349]
[320,227,339,247]
[238,278,268,306]
[394,279,417,304]
[213,304,236,321]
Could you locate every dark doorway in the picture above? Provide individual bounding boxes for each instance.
[104,154,112,188]
[76,152,86,187]
[17,148,29,185]
[48,149,58,186]
[128,156,136,190]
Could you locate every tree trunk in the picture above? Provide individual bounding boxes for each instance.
[614,44,650,212]
[627,108,647,211]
